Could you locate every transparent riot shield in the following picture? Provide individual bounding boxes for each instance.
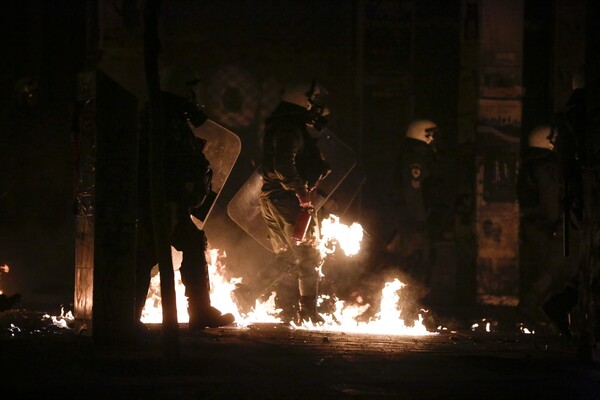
[189,119,241,229]
[227,129,356,252]
[319,164,366,218]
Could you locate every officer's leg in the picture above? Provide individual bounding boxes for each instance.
[135,214,157,324]
[233,196,300,319]
[398,230,431,325]
[542,234,580,336]
[297,243,323,324]
[172,214,234,329]
[518,227,563,331]
[274,255,301,324]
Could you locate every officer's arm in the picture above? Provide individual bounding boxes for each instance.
[272,127,309,198]
[537,161,561,230]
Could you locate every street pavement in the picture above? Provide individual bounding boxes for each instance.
[0,306,599,399]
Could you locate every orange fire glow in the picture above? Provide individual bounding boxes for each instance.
[140,214,435,336]
[0,264,9,295]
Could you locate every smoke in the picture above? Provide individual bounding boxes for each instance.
[203,202,272,281]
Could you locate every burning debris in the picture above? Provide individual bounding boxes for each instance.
[42,306,75,330]
[0,305,74,338]
[1,261,73,336]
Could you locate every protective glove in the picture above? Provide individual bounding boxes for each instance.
[296,188,312,208]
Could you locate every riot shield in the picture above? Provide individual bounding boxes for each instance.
[319,164,366,218]
[189,119,241,229]
[227,129,356,252]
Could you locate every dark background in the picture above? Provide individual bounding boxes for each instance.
[0,0,582,311]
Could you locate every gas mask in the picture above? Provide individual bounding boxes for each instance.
[305,80,330,131]
[425,127,440,153]
[405,119,440,155]
[424,127,439,145]
[281,80,331,132]
[182,99,208,128]
[306,106,329,131]
[546,127,558,151]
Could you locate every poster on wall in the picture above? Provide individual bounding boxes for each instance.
[482,152,519,203]
[477,98,521,147]
[481,65,523,99]
[476,257,519,306]
[475,182,520,305]
[476,203,519,260]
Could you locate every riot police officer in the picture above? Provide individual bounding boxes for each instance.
[517,125,578,334]
[387,119,440,323]
[135,81,234,332]
[234,80,331,324]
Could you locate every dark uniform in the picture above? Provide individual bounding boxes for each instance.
[517,142,578,332]
[135,91,233,330]
[388,133,438,323]
[390,137,437,284]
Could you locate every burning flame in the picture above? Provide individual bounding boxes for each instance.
[140,214,434,335]
[140,247,286,325]
[317,214,363,257]
[43,307,74,329]
[0,264,10,295]
[293,278,433,335]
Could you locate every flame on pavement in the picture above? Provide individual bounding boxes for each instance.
[141,214,434,335]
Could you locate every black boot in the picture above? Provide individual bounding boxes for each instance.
[182,249,235,330]
[298,296,324,324]
[186,271,235,330]
[274,275,300,324]
[276,296,300,325]
[188,302,235,330]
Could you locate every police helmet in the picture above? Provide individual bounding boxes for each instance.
[406,119,438,145]
[281,80,328,109]
[282,80,330,130]
[528,125,556,150]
